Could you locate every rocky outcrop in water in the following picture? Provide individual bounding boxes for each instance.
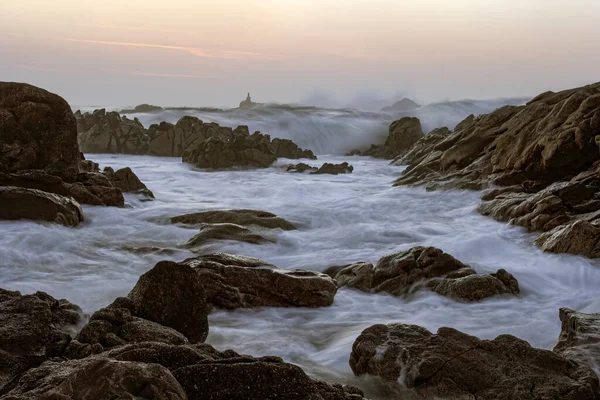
[286,162,318,173]
[103,166,154,198]
[171,209,296,230]
[381,98,421,113]
[0,186,84,226]
[554,308,600,369]
[0,82,81,182]
[350,323,599,400]
[347,117,424,159]
[325,247,519,301]
[77,109,149,154]
[271,138,317,159]
[0,289,84,389]
[183,223,273,250]
[181,253,337,309]
[311,162,354,175]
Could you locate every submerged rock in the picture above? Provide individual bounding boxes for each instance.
[0,186,84,226]
[0,82,80,182]
[171,209,296,230]
[286,163,318,173]
[311,162,354,175]
[350,323,599,399]
[183,223,273,250]
[430,268,520,301]
[0,289,84,389]
[181,253,337,309]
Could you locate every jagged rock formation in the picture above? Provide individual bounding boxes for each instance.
[271,138,317,159]
[103,166,154,198]
[171,209,296,230]
[324,247,519,301]
[286,163,318,173]
[0,82,80,182]
[347,117,424,159]
[350,323,599,399]
[77,109,149,154]
[554,308,600,369]
[311,162,354,175]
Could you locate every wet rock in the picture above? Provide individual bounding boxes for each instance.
[78,159,99,173]
[0,289,84,389]
[0,186,83,226]
[311,162,354,175]
[0,82,80,182]
[271,138,317,159]
[350,323,599,399]
[430,268,520,301]
[182,127,277,169]
[171,209,296,230]
[554,308,600,368]
[535,220,600,258]
[360,117,424,159]
[182,253,337,309]
[391,126,451,167]
[103,166,154,198]
[183,223,273,250]
[77,109,150,154]
[286,163,318,173]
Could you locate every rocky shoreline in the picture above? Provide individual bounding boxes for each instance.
[1,80,600,399]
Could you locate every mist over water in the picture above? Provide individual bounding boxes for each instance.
[1,151,599,399]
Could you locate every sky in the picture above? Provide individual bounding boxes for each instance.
[1,0,600,108]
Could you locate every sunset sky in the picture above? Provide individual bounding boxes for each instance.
[1,0,599,108]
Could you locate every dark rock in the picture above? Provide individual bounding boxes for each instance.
[554,308,600,368]
[171,209,296,230]
[360,117,424,159]
[286,163,318,173]
[181,253,337,309]
[183,223,273,250]
[0,186,83,226]
[0,82,80,182]
[311,162,354,175]
[77,109,149,154]
[535,220,600,258]
[0,289,84,389]
[103,166,154,198]
[381,98,421,113]
[350,323,599,399]
[430,268,520,301]
[271,138,316,159]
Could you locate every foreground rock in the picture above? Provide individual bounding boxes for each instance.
[0,289,84,389]
[348,117,423,159]
[554,308,600,368]
[183,126,277,169]
[271,138,317,159]
[311,162,354,175]
[0,82,80,182]
[67,261,209,357]
[350,323,599,399]
[103,166,154,198]
[183,223,273,250]
[325,247,519,301]
[182,253,337,309]
[535,221,600,258]
[2,342,366,400]
[171,209,296,230]
[0,186,84,226]
[286,162,318,173]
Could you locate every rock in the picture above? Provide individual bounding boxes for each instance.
[430,268,520,301]
[171,209,296,230]
[122,103,163,113]
[535,220,600,258]
[0,288,84,389]
[72,261,209,353]
[0,356,187,400]
[103,166,154,198]
[391,127,451,167]
[350,323,599,399]
[0,186,84,226]
[286,163,318,173]
[554,308,600,368]
[361,117,424,159]
[182,127,277,169]
[311,162,354,175]
[181,253,337,309]
[77,109,150,154]
[2,341,366,400]
[78,159,99,173]
[0,82,80,182]
[183,223,273,250]
[271,138,317,159]
[381,98,421,113]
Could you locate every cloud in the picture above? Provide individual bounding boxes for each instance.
[130,71,214,79]
[64,38,281,60]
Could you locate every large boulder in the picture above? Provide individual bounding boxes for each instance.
[429,268,520,301]
[350,323,599,399]
[77,109,149,154]
[0,186,83,226]
[0,82,80,181]
[182,126,277,169]
[0,289,84,389]
[2,342,365,400]
[271,138,317,160]
[171,209,296,230]
[358,117,424,159]
[103,166,154,198]
[181,253,337,309]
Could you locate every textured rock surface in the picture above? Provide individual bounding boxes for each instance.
[554,308,600,369]
[183,223,273,250]
[352,117,424,159]
[181,253,337,309]
[350,323,599,400]
[0,289,84,389]
[535,220,600,258]
[271,138,317,159]
[0,186,84,226]
[0,82,80,182]
[311,162,354,175]
[430,268,520,301]
[171,209,296,230]
[286,162,318,173]
[77,109,149,154]
[103,166,154,198]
